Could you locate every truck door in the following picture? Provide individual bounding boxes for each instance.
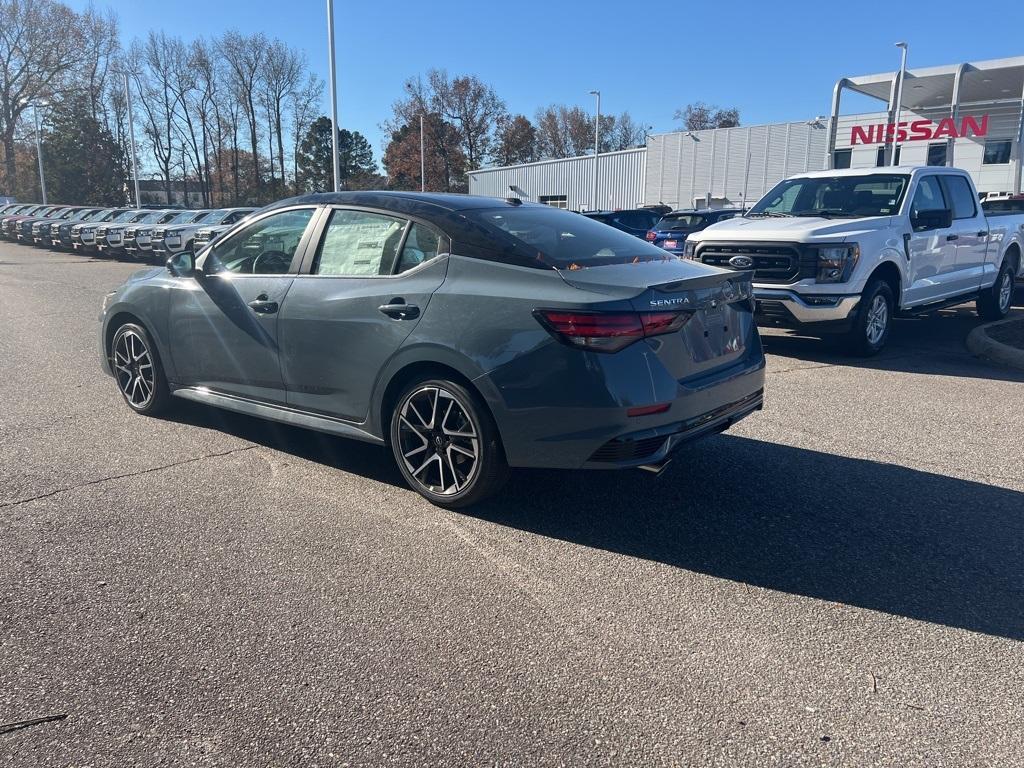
[904,175,960,306]
[940,174,990,293]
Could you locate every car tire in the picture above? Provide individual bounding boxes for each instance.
[977,261,1015,321]
[110,322,171,416]
[389,377,508,508]
[845,279,894,356]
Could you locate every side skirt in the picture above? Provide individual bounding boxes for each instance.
[171,386,385,445]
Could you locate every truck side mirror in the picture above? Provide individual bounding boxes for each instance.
[911,208,952,231]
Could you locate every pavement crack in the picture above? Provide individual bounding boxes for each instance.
[0,445,258,510]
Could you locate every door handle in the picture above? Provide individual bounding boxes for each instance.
[378,301,420,320]
[946,234,959,242]
[248,294,279,314]
[977,231,988,238]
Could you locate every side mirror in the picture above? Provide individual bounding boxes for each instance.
[166,251,197,277]
[911,208,952,232]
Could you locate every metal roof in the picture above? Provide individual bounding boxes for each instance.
[845,56,1024,109]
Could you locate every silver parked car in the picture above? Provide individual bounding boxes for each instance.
[99,193,766,507]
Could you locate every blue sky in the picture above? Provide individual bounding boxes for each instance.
[72,0,1024,168]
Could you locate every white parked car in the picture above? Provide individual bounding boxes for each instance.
[684,166,1024,354]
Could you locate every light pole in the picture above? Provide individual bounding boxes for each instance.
[420,113,426,192]
[31,102,48,205]
[123,73,141,207]
[892,42,909,166]
[326,0,341,192]
[589,89,600,211]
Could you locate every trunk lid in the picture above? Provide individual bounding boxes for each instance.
[558,260,757,380]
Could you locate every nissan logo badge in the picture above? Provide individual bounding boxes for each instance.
[728,255,754,269]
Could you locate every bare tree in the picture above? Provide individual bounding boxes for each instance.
[534,105,594,159]
[222,30,266,202]
[674,101,741,131]
[289,73,322,186]
[0,0,103,194]
[426,70,505,170]
[259,39,304,195]
[130,34,177,204]
[610,112,646,150]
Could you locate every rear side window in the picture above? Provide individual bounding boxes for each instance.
[910,176,947,218]
[314,209,407,276]
[396,223,442,274]
[940,175,977,220]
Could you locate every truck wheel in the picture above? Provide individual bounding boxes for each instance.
[845,280,893,356]
[976,262,1015,321]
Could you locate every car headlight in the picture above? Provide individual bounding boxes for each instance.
[683,240,698,260]
[101,290,117,314]
[813,244,860,283]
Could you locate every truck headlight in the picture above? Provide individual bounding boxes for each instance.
[683,240,697,260]
[813,244,859,283]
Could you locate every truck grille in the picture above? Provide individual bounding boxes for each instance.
[698,243,815,284]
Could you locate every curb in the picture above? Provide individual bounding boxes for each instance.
[966,316,1024,371]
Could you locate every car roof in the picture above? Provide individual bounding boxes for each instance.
[268,191,537,216]
[664,207,743,215]
[794,165,966,179]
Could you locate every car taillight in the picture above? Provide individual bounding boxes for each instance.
[534,310,691,353]
[645,230,657,242]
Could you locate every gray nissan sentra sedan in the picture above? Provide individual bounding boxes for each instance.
[99,192,766,507]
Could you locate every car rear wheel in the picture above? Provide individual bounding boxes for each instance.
[977,261,1015,321]
[844,279,893,356]
[111,323,170,416]
[389,378,508,508]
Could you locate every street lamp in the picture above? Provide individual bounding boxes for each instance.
[420,114,426,192]
[892,42,909,166]
[589,89,600,211]
[123,73,141,207]
[29,100,49,205]
[326,0,341,192]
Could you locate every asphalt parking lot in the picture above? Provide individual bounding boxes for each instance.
[2,244,1023,767]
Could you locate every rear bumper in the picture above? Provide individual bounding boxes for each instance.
[754,288,860,332]
[477,338,767,470]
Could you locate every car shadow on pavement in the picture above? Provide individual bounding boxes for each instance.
[170,400,1024,641]
[469,434,1024,641]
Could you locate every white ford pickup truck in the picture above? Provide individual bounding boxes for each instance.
[684,166,1024,354]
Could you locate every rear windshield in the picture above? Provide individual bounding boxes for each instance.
[465,206,674,269]
[657,213,711,229]
[748,174,909,218]
[982,199,1024,213]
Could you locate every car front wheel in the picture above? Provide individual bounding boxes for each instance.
[389,378,508,508]
[111,323,170,416]
[977,261,1015,321]
[845,279,893,356]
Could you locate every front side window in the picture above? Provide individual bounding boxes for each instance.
[910,176,947,219]
[313,209,407,276]
[206,208,315,275]
[983,140,1012,165]
[940,175,977,220]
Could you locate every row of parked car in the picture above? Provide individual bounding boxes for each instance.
[0,202,257,260]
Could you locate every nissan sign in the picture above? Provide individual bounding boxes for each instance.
[850,115,989,145]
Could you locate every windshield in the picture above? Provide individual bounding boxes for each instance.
[188,210,215,224]
[203,209,232,224]
[748,174,909,218]
[137,210,167,223]
[465,206,674,269]
[85,209,113,221]
[657,213,711,230]
[111,210,140,222]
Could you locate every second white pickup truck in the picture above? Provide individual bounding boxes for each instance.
[684,166,1024,354]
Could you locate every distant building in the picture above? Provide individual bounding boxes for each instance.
[137,179,204,208]
[469,56,1024,211]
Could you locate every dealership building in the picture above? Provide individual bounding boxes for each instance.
[468,56,1024,210]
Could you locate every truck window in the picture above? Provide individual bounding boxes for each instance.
[939,175,977,220]
[910,176,947,220]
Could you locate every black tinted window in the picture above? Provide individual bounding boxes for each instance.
[465,206,673,269]
[983,140,1011,165]
[940,176,976,220]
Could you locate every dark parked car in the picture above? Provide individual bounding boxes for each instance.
[54,208,111,248]
[581,208,664,239]
[646,208,744,256]
[100,192,765,507]
[2,204,49,238]
[31,206,92,244]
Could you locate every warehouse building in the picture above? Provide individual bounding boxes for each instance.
[468,56,1024,210]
